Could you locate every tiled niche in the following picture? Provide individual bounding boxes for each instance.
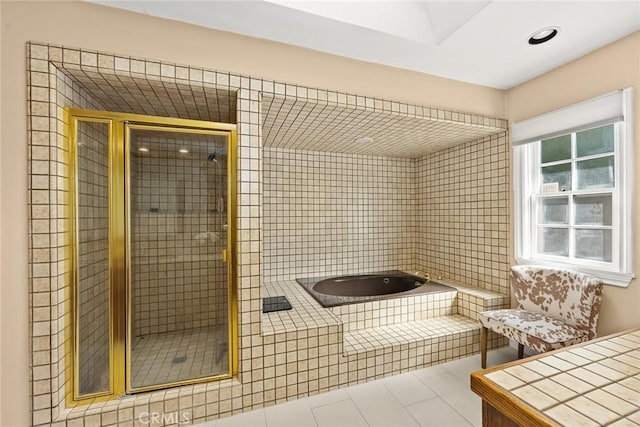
[262,137,510,295]
[27,41,509,427]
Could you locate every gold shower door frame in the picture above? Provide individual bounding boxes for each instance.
[66,108,238,405]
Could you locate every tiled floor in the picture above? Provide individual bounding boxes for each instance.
[199,347,516,427]
[131,325,229,388]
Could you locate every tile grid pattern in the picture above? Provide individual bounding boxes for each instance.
[483,330,640,427]
[26,43,262,425]
[55,64,237,123]
[263,148,416,280]
[40,61,111,423]
[263,278,508,371]
[130,326,229,389]
[262,280,343,335]
[330,291,458,332]
[262,94,507,158]
[416,132,511,295]
[203,347,519,427]
[26,41,509,427]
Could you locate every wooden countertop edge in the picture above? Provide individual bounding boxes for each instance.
[470,327,640,427]
[470,372,559,427]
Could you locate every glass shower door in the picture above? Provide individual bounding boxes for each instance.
[126,125,233,392]
[72,118,114,399]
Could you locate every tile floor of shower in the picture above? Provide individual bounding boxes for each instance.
[131,325,229,388]
[199,347,515,427]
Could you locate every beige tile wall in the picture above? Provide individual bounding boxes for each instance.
[263,148,416,280]
[22,53,112,421]
[330,291,458,332]
[263,135,510,297]
[416,132,511,295]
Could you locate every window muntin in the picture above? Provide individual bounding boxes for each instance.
[534,124,616,264]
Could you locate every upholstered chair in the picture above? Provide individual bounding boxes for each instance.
[478,265,604,368]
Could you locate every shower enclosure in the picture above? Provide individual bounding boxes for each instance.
[68,109,237,402]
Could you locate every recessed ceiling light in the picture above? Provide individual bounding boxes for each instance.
[355,136,374,144]
[138,147,149,152]
[179,149,189,154]
[528,27,560,45]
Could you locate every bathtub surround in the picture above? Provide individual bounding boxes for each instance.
[262,133,510,298]
[417,132,511,295]
[263,149,416,280]
[26,41,509,426]
[296,271,456,308]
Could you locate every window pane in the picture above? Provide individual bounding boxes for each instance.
[538,228,569,257]
[539,197,568,224]
[576,124,614,158]
[576,156,614,190]
[542,163,571,191]
[575,229,612,262]
[575,194,612,226]
[541,134,571,163]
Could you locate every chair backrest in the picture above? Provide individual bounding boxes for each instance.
[510,265,604,339]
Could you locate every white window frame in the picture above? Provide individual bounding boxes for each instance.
[514,88,634,287]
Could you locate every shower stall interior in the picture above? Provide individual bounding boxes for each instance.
[69,109,237,402]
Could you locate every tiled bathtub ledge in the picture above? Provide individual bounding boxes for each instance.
[262,279,343,336]
[343,314,481,355]
[261,277,509,352]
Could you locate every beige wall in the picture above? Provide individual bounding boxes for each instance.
[505,32,640,336]
[0,0,3,422]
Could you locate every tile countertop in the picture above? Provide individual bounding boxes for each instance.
[471,328,640,427]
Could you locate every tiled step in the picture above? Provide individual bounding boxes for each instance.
[343,314,481,356]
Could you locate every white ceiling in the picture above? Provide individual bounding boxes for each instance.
[90,0,640,89]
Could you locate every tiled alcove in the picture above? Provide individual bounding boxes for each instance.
[27,41,509,426]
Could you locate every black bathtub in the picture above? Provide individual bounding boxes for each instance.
[296,271,456,307]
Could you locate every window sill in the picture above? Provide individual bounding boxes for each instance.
[516,258,635,287]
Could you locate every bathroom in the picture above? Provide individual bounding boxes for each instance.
[1,1,640,426]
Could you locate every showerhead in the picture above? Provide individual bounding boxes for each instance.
[207,152,218,163]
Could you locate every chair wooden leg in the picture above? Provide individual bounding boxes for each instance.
[518,343,524,359]
[481,327,488,369]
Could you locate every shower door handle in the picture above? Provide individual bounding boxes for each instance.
[222,249,229,263]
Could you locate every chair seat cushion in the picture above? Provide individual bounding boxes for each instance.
[478,309,589,353]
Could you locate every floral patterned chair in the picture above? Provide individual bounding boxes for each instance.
[478,265,603,368]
